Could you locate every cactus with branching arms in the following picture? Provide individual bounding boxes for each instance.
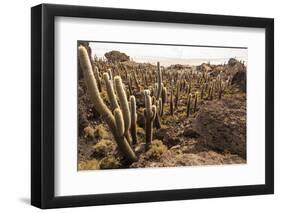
[78,45,137,162]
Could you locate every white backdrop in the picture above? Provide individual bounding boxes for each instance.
[0,0,279,212]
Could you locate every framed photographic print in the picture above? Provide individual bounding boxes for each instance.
[31,3,274,209]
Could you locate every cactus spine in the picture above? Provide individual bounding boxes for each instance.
[144,90,157,149]
[130,96,137,144]
[78,45,137,162]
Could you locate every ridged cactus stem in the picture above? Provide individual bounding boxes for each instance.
[113,108,137,161]
[208,83,212,99]
[170,87,174,116]
[108,69,113,80]
[124,66,128,81]
[114,108,125,137]
[188,82,192,94]
[114,76,131,142]
[175,81,180,109]
[200,84,205,100]
[144,72,148,88]
[161,86,167,116]
[144,90,157,149]
[78,46,137,162]
[127,75,133,95]
[130,96,137,144]
[93,66,102,92]
[133,69,140,91]
[187,93,192,118]
[218,82,225,100]
[154,99,162,128]
[103,73,119,111]
[194,92,198,113]
[210,84,214,100]
[156,62,163,100]
[79,46,115,128]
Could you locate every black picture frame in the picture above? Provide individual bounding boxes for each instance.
[31,3,274,209]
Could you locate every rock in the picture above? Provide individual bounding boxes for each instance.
[231,68,246,92]
[228,58,238,66]
[164,136,181,148]
[154,128,167,141]
[183,128,200,138]
[225,58,246,92]
[193,96,246,158]
[104,50,130,63]
[155,127,183,148]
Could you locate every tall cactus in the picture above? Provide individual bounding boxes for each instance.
[130,96,137,144]
[170,86,174,115]
[144,90,157,149]
[156,62,163,100]
[194,92,198,113]
[161,86,167,116]
[218,81,225,100]
[127,74,133,95]
[154,98,162,128]
[175,81,180,109]
[78,45,137,162]
[200,83,205,100]
[93,66,102,92]
[186,93,192,118]
[114,76,131,143]
[132,69,140,91]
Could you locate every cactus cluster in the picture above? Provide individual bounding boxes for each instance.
[79,44,235,168]
[79,45,137,162]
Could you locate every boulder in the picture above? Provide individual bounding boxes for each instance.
[104,50,130,63]
[193,96,246,158]
[231,68,246,92]
[228,58,238,66]
[226,58,247,92]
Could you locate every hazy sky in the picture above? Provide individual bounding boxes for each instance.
[89,42,247,66]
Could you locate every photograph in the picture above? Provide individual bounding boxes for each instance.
[77,41,247,170]
[30,3,274,209]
